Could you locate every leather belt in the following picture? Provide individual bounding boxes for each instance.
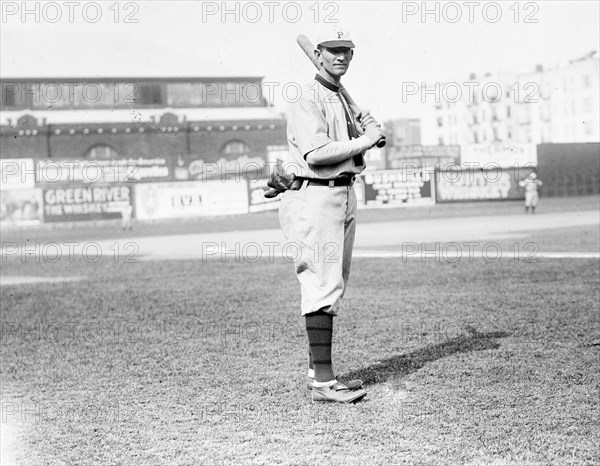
[300,176,356,187]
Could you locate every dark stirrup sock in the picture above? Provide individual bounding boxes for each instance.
[305,309,335,383]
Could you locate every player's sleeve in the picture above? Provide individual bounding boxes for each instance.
[306,136,371,165]
[287,97,332,159]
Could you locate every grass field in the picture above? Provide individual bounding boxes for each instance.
[1,197,599,465]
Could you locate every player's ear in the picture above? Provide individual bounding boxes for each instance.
[349,49,354,60]
[314,48,323,66]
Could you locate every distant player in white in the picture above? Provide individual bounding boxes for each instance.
[121,204,133,230]
[519,172,543,214]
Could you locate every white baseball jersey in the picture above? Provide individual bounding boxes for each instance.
[279,76,364,316]
[285,78,366,180]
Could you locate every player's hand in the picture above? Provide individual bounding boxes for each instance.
[364,122,385,146]
[359,113,380,130]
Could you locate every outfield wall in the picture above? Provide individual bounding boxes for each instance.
[1,142,598,227]
[537,143,600,197]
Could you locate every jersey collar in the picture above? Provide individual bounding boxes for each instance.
[314,74,341,93]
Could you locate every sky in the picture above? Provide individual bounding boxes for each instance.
[1,1,599,121]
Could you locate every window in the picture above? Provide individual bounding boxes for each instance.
[139,84,163,105]
[506,106,511,118]
[86,144,119,160]
[221,140,250,156]
[437,117,443,127]
[438,137,444,146]
[583,75,592,88]
[583,98,593,113]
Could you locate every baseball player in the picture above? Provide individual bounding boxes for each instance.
[519,172,543,214]
[274,27,384,403]
[121,203,133,230]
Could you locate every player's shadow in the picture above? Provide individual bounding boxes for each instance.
[339,328,510,385]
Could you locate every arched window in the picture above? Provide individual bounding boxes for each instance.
[86,144,119,160]
[221,140,250,157]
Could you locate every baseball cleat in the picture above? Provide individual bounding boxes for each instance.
[307,377,364,391]
[312,381,367,404]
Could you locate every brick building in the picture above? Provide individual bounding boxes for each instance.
[0,77,287,177]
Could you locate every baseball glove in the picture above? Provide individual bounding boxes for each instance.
[264,169,299,198]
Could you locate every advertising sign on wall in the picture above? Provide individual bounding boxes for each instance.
[360,169,435,207]
[42,185,133,222]
[36,158,170,185]
[134,180,248,220]
[435,167,531,202]
[460,143,537,168]
[387,145,460,170]
[0,158,35,190]
[173,155,266,181]
[0,188,43,227]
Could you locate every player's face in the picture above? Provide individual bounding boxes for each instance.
[317,46,353,78]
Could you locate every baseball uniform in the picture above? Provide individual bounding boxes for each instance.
[279,75,369,317]
[278,26,382,403]
[519,174,543,210]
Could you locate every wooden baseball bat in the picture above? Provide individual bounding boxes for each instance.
[296,34,386,148]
